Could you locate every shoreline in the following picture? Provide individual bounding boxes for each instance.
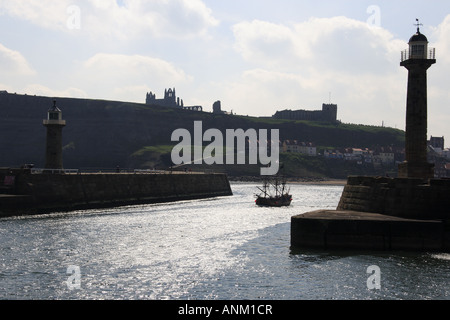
[289,179,347,186]
[228,176,347,186]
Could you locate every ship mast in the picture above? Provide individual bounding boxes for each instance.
[257,179,269,197]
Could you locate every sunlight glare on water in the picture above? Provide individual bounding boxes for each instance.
[0,183,449,300]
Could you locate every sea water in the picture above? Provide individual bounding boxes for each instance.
[0,183,449,300]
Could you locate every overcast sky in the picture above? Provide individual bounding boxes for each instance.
[1,0,450,144]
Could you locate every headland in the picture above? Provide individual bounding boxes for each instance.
[0,92,404,177]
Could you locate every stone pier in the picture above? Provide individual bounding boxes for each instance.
[0,168,233,217]
[291,176,450,252]
[291,209,446,252]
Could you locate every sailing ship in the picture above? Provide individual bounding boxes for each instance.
[255,176,292,207]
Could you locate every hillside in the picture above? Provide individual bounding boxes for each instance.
[0,92,404,177]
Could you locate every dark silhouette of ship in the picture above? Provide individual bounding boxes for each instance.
[255,176,292,207]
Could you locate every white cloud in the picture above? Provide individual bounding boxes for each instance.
[0,43,35,76]
[233,17,404,75]
[73,53,193,102]
[0,1,71,31]
[124,0,219,38]
[430,15,450,64]
[0,41,194,104]
[227,14,450,140]
[0,43,36,93]
[21,84,88,99]
[225,16,411,127]
[0,0,219,39]
[219,69,306,116]
[233,20,299,69]
[1,52,194,103]
[427,14,450,138]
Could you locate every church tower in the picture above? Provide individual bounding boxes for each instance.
[43,100,66,170]
[398,20,436,179]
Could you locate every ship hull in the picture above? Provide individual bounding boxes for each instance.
[255,195,292,207]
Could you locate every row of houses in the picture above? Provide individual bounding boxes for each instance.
[427,137,450,178]
[282,140,317,156]
[428,136,450,159]
[323,146,400,166]
[240,139,316,155]
[282,137,450,178]
[282,140,401,166]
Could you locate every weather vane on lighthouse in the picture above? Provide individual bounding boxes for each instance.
[414,18,423,33]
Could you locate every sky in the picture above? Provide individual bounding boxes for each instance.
[1,0,450,145]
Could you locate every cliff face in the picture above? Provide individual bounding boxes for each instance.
[0,92,404,170]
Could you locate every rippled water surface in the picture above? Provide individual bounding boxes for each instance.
[1,183,449,300]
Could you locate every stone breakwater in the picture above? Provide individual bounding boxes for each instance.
[291,176,450,252]
[337,176,450,220]
[0,168,232,217]
[291,210,448,252]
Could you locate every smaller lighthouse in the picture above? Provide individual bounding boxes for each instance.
[398,20,436,180]
[43,100,66,171]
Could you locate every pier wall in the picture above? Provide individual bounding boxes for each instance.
[291,176,450,252]
[291,210,449,252]
[0,169,232,216]
[337,176,450,220]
